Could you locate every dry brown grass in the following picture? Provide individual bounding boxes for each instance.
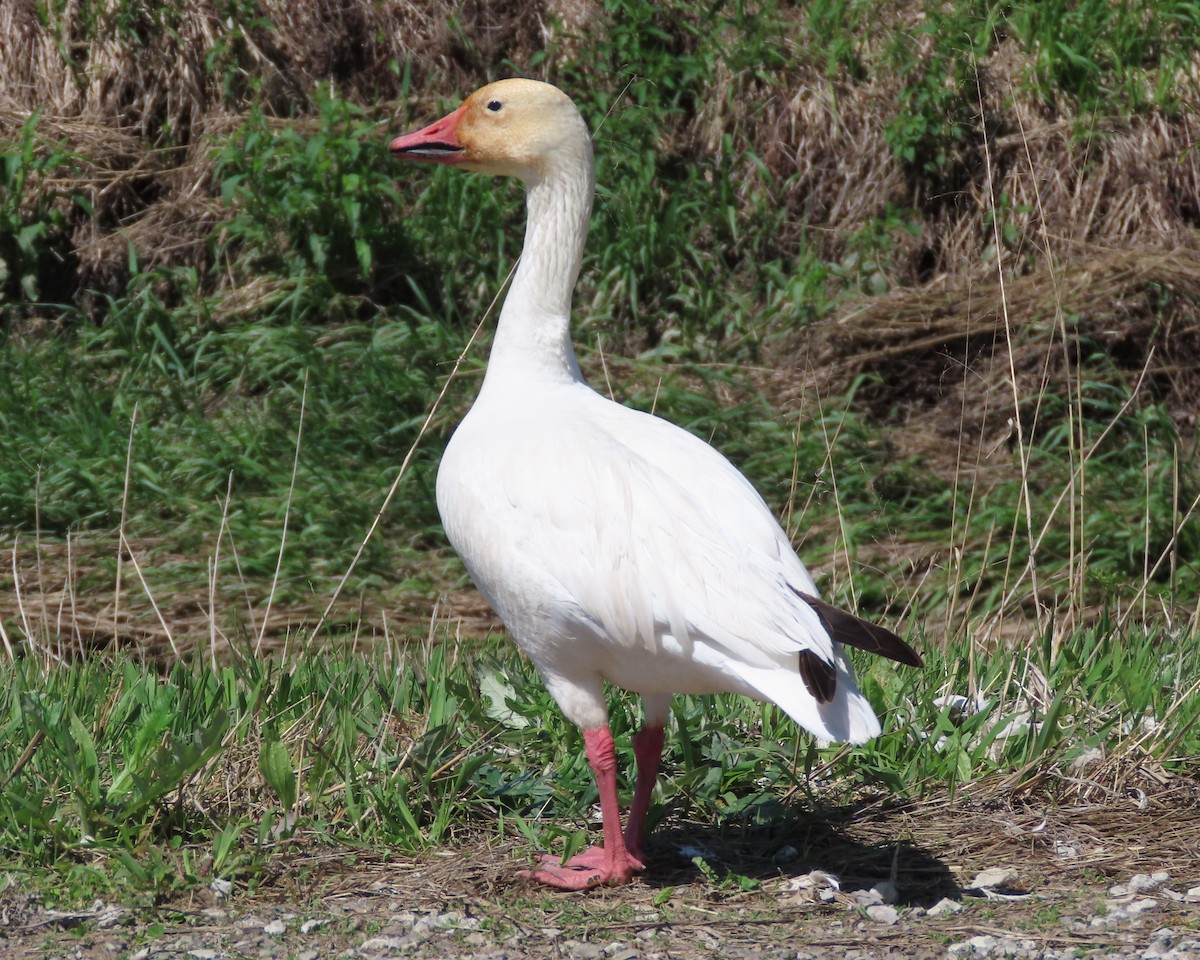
[692,62,911,250]
[0,0,556,127]
[0,532,499,664]
[700,49,1200,278]
[105,783,1200,926]
[4,2,1198,311]
[778,246,1200,455]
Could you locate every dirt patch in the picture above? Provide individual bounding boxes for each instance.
[3,789,1199,959]
[0,532,500,661]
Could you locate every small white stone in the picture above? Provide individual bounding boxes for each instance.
[783,870,841,893]
[1129,873,1169,893]
[853,888,884,906]
[300,919,325,934]
[933,693,991,723]
[927,897,964,917]
[1128,898,1160,916]
[1185,886,1200,903]
[934,693,971,715]
[209,878,233,899]
[263,919,286,937]
[865,905,899,925]
[958,934,997,954]
[968,867,1017,889]
[361,936,411,951]
[187,951,218,960]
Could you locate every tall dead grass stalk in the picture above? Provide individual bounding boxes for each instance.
[258,373,308,655]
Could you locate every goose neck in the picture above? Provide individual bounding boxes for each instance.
[486,147,594,385]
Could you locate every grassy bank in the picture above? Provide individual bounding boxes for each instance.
[1,624,1196,903]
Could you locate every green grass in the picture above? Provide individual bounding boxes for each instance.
[1,623,1196,904]
[0,113,83,306]
[2,0,1197,618]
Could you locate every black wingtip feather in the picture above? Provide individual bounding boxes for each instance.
[794,591,924,668]
[798,649,837,703]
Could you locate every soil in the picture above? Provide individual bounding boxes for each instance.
[4,790,1199,960]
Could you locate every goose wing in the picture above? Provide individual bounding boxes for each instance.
[495,403,838,671]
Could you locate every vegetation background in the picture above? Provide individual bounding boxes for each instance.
[0,0,1198,920]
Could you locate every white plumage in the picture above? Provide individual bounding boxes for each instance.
[391,78,919,889]
[438,380,879,739]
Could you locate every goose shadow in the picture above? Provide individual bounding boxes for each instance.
[640,797,958,906]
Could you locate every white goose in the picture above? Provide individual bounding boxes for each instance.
[390,78,921,890]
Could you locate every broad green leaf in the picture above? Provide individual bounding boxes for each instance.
[259,738,297,810]
[478,669,530,729]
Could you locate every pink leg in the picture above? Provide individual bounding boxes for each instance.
[536,723,664,871]
[521,726,643,890]
[624,724,664,862]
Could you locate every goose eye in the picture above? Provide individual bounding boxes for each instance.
[486,100,503,112]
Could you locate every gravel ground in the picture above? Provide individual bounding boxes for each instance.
[4,795,1199,960]
[4,877,1200,960]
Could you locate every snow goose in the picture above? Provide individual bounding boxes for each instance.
[390,78,921,890]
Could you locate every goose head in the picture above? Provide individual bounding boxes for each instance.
[389,78,590,184]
